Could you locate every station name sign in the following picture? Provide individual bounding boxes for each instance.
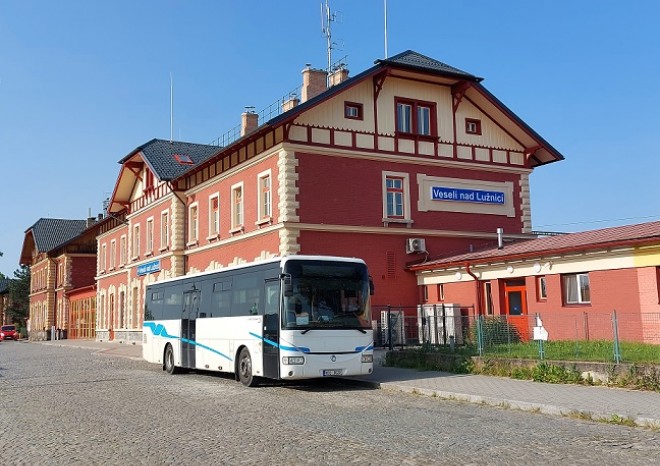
[431,187,505,205]
[137,259,161,276]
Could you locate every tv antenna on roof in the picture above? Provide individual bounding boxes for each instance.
[321,0,339,78]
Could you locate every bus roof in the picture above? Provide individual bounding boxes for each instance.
[145,255,367,287]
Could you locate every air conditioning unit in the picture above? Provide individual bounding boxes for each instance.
[406,238,426,254]
[381,309,406,345]
[417,304,463,345]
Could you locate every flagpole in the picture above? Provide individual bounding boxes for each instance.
[170,73,173,143]
[384,0,388,58]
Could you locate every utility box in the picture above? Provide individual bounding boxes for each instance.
[417,304,463,345]
[381,309,406,346]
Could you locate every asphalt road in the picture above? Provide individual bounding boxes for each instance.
[1,341,659,465]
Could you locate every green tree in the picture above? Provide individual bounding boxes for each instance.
[7,265,30,327]
[0,250,5,280]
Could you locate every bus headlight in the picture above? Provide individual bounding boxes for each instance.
[282,356,305,365]
[361,354,373,363]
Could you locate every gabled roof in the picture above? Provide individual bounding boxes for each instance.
[410,221,660,271]
[119,138,219,181]
[267,50,482,129]
[376,50,482,81]
[19,218,89,266]
[176,49,564,184]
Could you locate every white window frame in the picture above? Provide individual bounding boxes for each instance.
[100,243,107,272]
[188,202,199,245]
[132,224,140,259]
[257,170,272,224]
[537,276,547,300]
[146,217,154,255]
[563,273,591,304]
[382,171,412,224]
[230,182,244,232]
[109,239,116,270]
[119,235,127,266]
[208,193,220,238]
[160,210,169,251]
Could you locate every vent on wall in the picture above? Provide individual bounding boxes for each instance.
[406,238,426,254]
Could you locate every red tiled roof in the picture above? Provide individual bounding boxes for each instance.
[410,221,660,270]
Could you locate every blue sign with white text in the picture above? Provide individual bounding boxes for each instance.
[431,187,505,205]
[137,260,161,276]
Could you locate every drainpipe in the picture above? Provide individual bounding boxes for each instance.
[465,262,482,316]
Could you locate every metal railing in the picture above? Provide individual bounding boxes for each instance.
[371,304,660,364]
[209,84,302,148]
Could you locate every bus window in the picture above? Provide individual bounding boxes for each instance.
[145,290,163,321]
[264,281,279,316]
[211,286,231,317]
[231,271,263,316]
[162,285,183,320]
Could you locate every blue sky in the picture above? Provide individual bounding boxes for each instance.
[1,0,659,277]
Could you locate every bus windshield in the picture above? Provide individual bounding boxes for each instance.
[282,260,371,330]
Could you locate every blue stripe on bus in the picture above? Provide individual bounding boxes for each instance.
[144,322,179,339]
[354,343,374,352]
[181,338,233,361]
[249,332,311,353]
[144,322,233,362]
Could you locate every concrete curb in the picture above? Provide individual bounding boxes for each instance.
[343,377,660,430]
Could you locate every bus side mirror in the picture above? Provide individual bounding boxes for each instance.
[369,277,375,296]
[282,274,293,297]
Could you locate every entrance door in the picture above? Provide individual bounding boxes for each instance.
[181,288,200,369]
[503,280,529,341]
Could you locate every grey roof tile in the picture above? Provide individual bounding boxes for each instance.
[377,50,481,81]
[27,218,88,254]
[121,139,219,181]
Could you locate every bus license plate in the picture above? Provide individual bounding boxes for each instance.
[323,369,343,376]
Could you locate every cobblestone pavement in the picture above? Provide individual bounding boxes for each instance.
[1,341,659,465]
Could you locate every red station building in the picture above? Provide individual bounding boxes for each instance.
[94,50,563,342]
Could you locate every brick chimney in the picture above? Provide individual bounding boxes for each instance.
[301,65,327,103]
[282,96,300,112]
[241,108,258,137]
[328,65,349,87]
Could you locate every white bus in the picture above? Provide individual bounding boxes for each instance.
[142,255,374,386]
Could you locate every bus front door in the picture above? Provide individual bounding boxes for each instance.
[181,289,200,369]
[262,280,280,379]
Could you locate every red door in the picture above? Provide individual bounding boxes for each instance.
[503,280,529,341]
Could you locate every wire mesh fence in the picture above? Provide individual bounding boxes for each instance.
[372,304,660,364]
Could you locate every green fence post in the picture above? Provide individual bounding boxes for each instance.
[387,305,393,352]
[536,313,545,361]
[612,309,621,364]
[476,314,484,357]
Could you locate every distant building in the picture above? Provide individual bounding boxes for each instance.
[96,50,563,342]
[0,278,13,325]
[20,217,101,340]
[410,221,660,344]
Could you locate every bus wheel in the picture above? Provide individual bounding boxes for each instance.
[238,348,258,387]
[164,344,179,375]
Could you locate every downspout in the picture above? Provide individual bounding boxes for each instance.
[465,262,482,316]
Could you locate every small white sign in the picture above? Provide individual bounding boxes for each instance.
[533,326,548,341]
[533,315,548,341]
